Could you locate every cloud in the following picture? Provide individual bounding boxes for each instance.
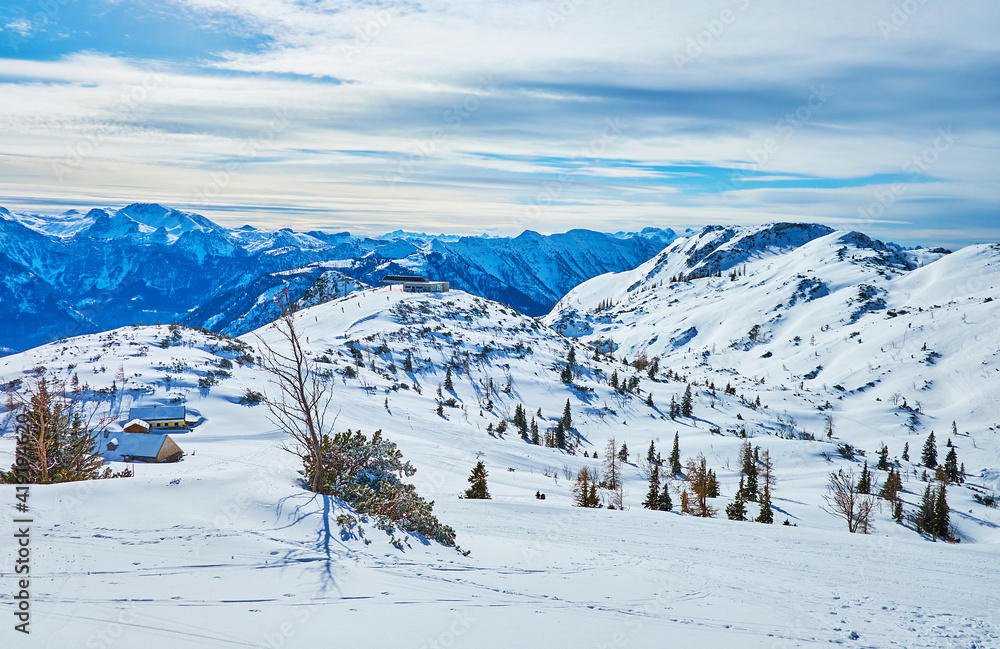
[0,0,996,246]
[4,19,34,37]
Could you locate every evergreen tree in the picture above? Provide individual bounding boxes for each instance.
[921,432,937,468]
[669,433,682,475]
[681,384,693,418]
[514,404,528,439]
[876,444,890,471]
[403,349,414,372]
[933,482,950,540]
[644,465,661,510]
[902,441,910,462]
[669,396,679,420]
[618,442,629,464]
[4,378,108,485]
[567,346,577,368]
[707,469,719,498]
[916,483,935,535]
[857,462,872,495]
[561,399,572,430]
[657,483,673,511]
[554,421,566,449]
[444,367,454,391]
[463,461,491,499]
[740,441,759,502]
[647,440,657,466]
[610,370,619,390]
[756,482,774,524]
[496,419,507,436]
[726,488,747,521]
[530,417,540,445]
[944,447,959,483]
[645,393,654,407]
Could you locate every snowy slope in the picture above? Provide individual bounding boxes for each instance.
[545,224,1000,499]
[0,286,998,647]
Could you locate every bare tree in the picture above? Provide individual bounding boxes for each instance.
[254,297,335,494]
[822,469,876,534]
[602,437,624,509]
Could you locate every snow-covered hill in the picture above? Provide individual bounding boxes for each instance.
[0,203,672,353]
[0,283,998,646]
[545,223,1000,493]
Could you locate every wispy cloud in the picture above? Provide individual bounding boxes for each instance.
[0,0,997,245]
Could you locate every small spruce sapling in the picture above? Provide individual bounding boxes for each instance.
[463,461,491,499]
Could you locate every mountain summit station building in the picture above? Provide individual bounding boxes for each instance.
[381,274,450,293]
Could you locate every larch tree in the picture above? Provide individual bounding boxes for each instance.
[603,437,624,509]
[684,454,717,518]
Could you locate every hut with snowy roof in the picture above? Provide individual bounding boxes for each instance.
[105,433,184,463]
[127,405,187,431]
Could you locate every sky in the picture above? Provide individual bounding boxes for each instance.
[0,0,997,245]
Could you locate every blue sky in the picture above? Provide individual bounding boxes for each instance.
[0,0,997,245]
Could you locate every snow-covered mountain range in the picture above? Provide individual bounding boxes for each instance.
[0,203,673,354]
